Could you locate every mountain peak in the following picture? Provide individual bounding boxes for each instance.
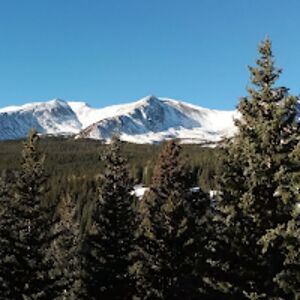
[76,96,237,143]
[0,96,238,144]
[49,98,68,106]
[51,98,64,102]
[139,95,160,105]
[0,99,82,140]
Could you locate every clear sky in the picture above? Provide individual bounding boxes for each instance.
[0,0,299,110]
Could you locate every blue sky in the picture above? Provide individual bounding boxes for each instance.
[0,0,299,110]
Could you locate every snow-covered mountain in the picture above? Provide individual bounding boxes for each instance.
[0,99,82,140]
[76,96,237,144]
[0,96,237,144]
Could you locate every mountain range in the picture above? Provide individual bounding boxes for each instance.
[0,95,238,144]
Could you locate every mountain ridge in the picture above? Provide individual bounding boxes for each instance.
[0,96,237,144]
[0,98,82,140]
[76,95,237,143]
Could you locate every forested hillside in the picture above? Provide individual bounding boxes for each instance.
[0,137,222,191]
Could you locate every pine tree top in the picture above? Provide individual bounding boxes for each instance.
[249,38,281,89]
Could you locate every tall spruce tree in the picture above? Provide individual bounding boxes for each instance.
[258,141,300,299]
[0,130,61,299]
[210,39,300,299]
[134,140,212,299]
[82,136,137,300]
[51,192,83,300]
[0,170,17,299]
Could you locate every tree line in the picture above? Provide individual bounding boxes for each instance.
[0,136,222,193]
[0,38,299,299]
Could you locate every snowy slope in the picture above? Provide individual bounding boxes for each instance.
[0,95,237,143]
[76,95,237,144]
[0,96,300,143]
[0,99,82,140]
[0,96,240,143]
[67,100,142,128]
[2,95,298,144]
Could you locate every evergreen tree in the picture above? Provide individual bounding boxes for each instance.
[210,39,300,299]
[0,170,17,299]
[0,130,61,299]
[51,192,83,300]
[259,141,300,299]
[82,136,137,300]
[134,140,212,299]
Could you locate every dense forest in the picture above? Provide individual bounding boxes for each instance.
[0,136,222,193]
[0,39,299,299]
[0,138,222,187]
